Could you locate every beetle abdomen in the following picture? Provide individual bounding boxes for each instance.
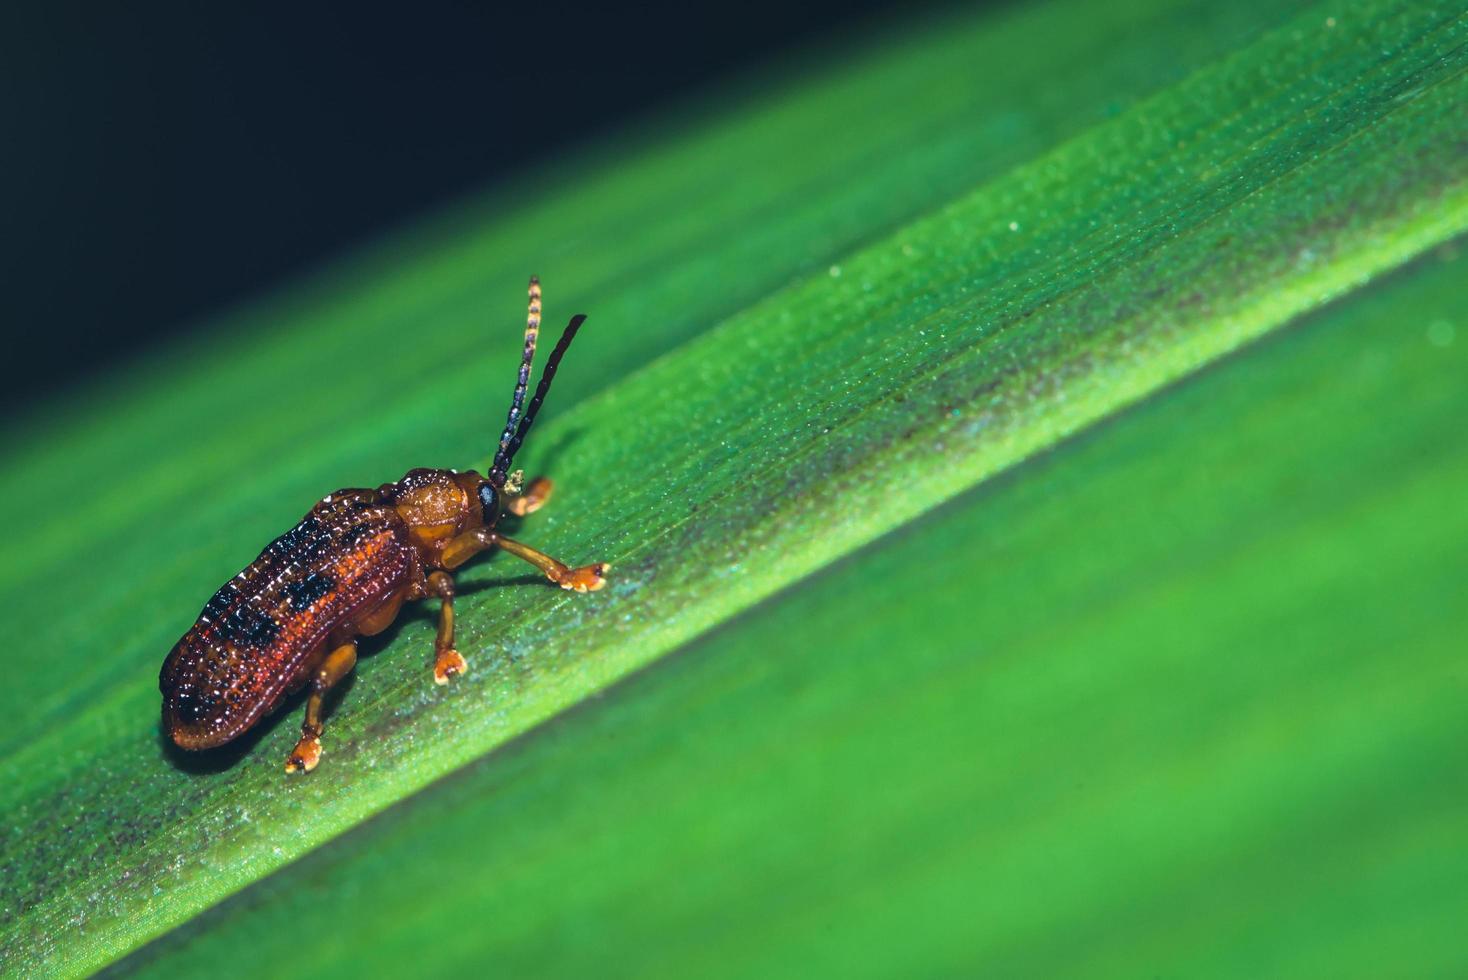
[161,490,415,749]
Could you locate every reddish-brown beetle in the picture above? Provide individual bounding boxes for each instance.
[160,277,608,773]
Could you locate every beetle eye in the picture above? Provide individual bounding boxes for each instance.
[478,483,500,523]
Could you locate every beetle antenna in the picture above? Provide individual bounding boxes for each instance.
[490,313,587,485]
[491,276,542,480]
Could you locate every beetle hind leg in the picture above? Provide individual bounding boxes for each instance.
[285,639,358,774]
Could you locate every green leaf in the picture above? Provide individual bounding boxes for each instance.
[119,241,1468,978]
[2,0,1465,975]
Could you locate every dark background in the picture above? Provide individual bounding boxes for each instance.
[3,2,959,412]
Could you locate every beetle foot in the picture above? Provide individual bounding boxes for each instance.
[507,476,553,516]
[434,648,468,685]
[285,734,322,774]
[558,562,611,593]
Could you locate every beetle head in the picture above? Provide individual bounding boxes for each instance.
[475,478,503,528]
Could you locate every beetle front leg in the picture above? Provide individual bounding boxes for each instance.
[440,526,496,570]
[495,535,609,593]
[506,476,553,516]
[426,570,467,685]
[439,526,609,592]
[285,639,358,774]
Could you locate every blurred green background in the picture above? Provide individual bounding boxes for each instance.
[2,0,1466,976]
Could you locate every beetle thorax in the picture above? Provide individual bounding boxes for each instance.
[381,468,482,555]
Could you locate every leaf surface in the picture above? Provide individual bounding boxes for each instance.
[124,240,1468,979]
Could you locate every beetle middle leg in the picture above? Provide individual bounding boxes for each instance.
[426,570,467,685]
[285,638,358,774]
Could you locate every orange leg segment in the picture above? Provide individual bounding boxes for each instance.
[506,476,554,516]
[428,570,467,685]
[440,525,609,590]
[494,535,609,593]
[285,639,358,774]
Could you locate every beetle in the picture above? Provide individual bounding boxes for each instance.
[160,277,608,773]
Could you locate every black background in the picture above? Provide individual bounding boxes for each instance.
[3,2,957,411]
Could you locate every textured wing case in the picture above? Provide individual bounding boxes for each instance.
[161,490,415,749]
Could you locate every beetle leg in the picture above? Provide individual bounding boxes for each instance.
[439,526,609,591]
[426,570,467,685]
[506,476,554,516]
[440,527,495,570]
[285,639,357,774]
[495,535,610,593]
